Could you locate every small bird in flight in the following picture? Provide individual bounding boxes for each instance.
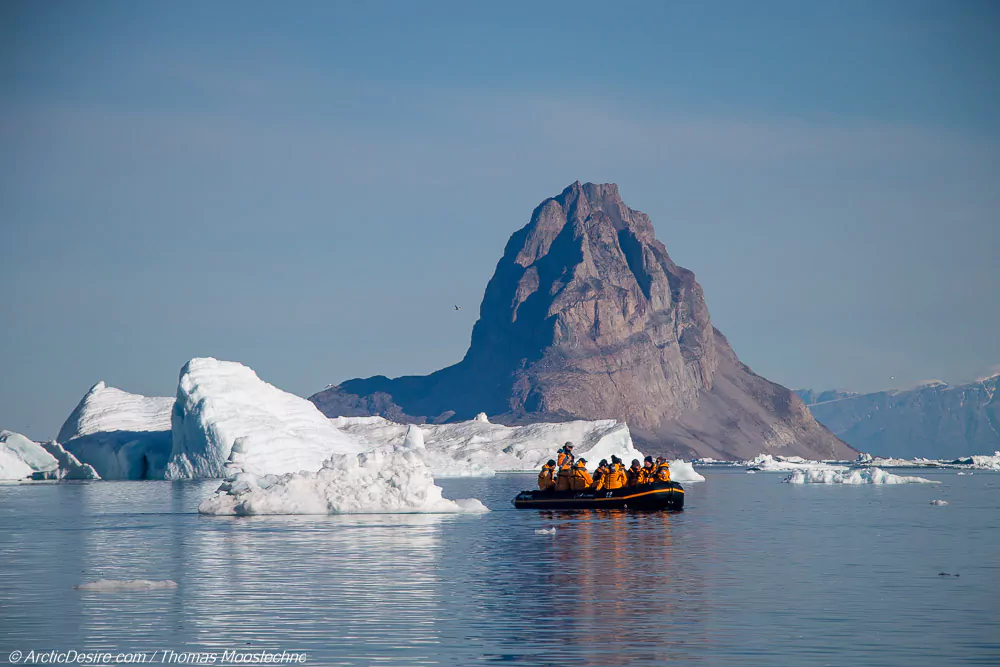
[454,305,462,311]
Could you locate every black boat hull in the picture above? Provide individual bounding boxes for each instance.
[513,482,684,511]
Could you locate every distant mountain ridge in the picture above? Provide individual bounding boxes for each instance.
[797,375,1000,459]
[311,182,853,460]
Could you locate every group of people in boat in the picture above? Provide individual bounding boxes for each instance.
[537,442,671,493]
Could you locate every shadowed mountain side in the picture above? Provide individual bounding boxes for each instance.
[311,182,853,460]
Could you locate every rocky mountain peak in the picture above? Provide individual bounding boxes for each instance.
[311,182,852,460]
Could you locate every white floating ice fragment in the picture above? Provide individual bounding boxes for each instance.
[535,527,556,535]
[75,579,178,591]
[930,499,949,506]
[783,467,939,484]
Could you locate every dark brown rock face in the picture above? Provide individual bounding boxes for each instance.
[311,182,854,460]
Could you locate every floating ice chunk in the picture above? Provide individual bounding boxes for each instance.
[746,453,844,472]
[39,441,100,479]
[535,527,557,535]
[668,460,705,482]
[474,412,490,423]
[957,472,972,476]
[168,358,364,479]
[784,467,939,484]
[930,499,949,506]
[198,446,488,516]
[0,431,59,480]
[75,579,178,591]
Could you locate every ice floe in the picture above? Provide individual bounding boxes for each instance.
[198,440,488,516]
[784,467,939,484]
[75,579,178,591]
[930,500,949,506]
[167,358,365,479]
[329,415,644,476]
[745,453,844,472]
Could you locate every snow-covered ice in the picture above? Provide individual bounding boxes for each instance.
[58,382,173,479]
[784,467,939,484]
[167,358,365,479]
[745,453,844,472]
[930,500,949,506]
[198,443,488,516]
[58,381,174,442]
[75,579,178,591]
[330,416,644,476]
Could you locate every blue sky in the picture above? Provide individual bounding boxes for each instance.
[2,1,998,439]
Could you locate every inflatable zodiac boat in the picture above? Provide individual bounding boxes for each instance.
[513,481,684,511]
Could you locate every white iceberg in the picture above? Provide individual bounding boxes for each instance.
[783,467,939,484]
[667,460,706,483]
[745,453,844,472]
[198,441,488,516]
[330,416,645,476]
[960,451,1000,471]
[167,358,365,479]
[1,430,100,481]
[1,430,59,480]
[58,382,174,479]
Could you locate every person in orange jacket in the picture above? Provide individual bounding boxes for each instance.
[569,458,593,491]
[626,459,644,486]
[606,456,628,489]
[653,457,671,483]
[592,459,610,489]
[556,443,575,469]
[538,460,557,491]
[639,456,656,483]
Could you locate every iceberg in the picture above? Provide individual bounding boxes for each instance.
[745,453,844,472]
[1,430,59,480]
[667,460,706,482]
[0,430,98,480]
[167,358,365,479]
[198,440,488,516]
[329,416,645,476]
[783,467,939,484]
[58,382,174,479]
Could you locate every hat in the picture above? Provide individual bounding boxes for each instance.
[578,457,588,463]
[644,456,654,463]
[631,459,640,466]
[599,459,608,466]
[564,442,574,449]
[546,459,556,466]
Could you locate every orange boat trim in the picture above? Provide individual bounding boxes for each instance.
[516,487,683,504]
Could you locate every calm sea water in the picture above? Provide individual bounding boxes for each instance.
[1,469,998,666]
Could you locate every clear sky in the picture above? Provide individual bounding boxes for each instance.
[2,1,998,440]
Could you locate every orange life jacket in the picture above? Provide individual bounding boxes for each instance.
[626,466,643,486]
[569,463,593,491]
[554,467,572,491]
[557,450,575,469]
[606,463,627,489]
[538,464,556,491]
[654,462,671,483]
